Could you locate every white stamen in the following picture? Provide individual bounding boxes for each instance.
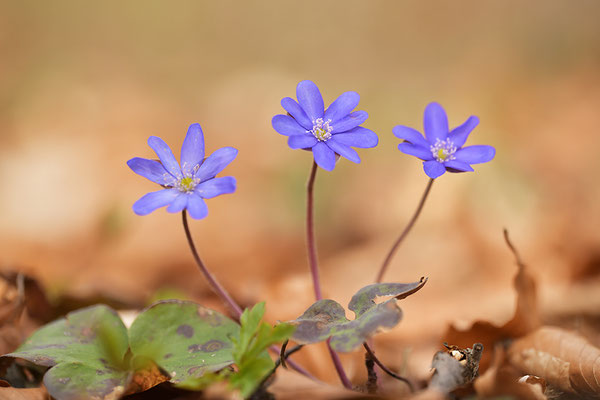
[430,138,457,162]
[309,118,333,141]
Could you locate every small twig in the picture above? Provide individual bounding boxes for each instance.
[365,351,378,394]
[363,342,414,392]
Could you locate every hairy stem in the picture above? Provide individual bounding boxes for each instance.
[305,161,352,389]
[182,210,243,318]
[375,178,434,283]
[306,161,322,300]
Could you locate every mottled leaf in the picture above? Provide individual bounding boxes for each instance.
[290,298,401,352]
[4,305,131,400]
[128,300,239,385]
[44,362,129,400]
[289,279,427,352]
[289,299,350,344]
[348,277,428,317]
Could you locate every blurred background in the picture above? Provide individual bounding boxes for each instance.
[1,0,600,384]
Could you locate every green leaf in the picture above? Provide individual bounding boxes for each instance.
[4,305,131,400]
[234,302,265,362]
[289,278,427,352]
[229,302,295,398]
[129,300,239,385]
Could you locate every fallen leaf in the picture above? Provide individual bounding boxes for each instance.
[508,326,600,397]
[443,229,540,372]
[474,345,547,400]
[0,387,49,400]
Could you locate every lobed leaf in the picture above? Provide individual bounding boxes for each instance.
[289,278,427,352]
[128,300,239,385]
[348,277,428,317]
[4,305,131,400]
[289,299,401,352]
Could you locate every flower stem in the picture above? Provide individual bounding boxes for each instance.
[305,161,352,390]
[306,161,322,301]
[181,210,315,380]
[375,178,434,283]
[327,339,353,389]
[181,210,243,318]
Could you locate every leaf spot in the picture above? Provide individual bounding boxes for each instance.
[176,324,194,338]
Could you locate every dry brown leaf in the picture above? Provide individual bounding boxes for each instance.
[443,230,540,373]
[0,387,49,400]
[508,326,600,397]
[475,345,547,400]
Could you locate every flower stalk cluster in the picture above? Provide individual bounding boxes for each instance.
[127,80,495,393]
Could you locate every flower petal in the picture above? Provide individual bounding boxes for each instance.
[272,114,308,136]
[423,102,449,143]
[423,160,446,179]
[444,160,474,172]
[296,80,324,121]
[166,193,189,213]
[281,97,312,129]
[449,116,479,148]
[148,136,182,178]
[187,194,208,220]
[332,127,378,148]
[392,125,430,148]
[288,134,317,149]
[331,111,368,133]
[195,147,238,182]
[127,157,177,186]
[196,176,236,199]
[454,145,496,164]
[312,142,336,171]
[326,138,361,164]
[324,91,360,124]
[132,189,179,216]
[398,143,433,160]
[180,123,205,177]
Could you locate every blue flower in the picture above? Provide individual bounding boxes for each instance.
[127,123,237,219]
[272,80,378,171]
[393,102,496,179]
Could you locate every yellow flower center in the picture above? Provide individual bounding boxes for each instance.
[176,177,197,193]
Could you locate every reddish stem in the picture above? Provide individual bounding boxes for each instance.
[375,178,434,283]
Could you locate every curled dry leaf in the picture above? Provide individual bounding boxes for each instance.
[508,326,600,397]
[443,230,540,372]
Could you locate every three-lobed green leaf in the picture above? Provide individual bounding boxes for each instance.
[288,278,427,352]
